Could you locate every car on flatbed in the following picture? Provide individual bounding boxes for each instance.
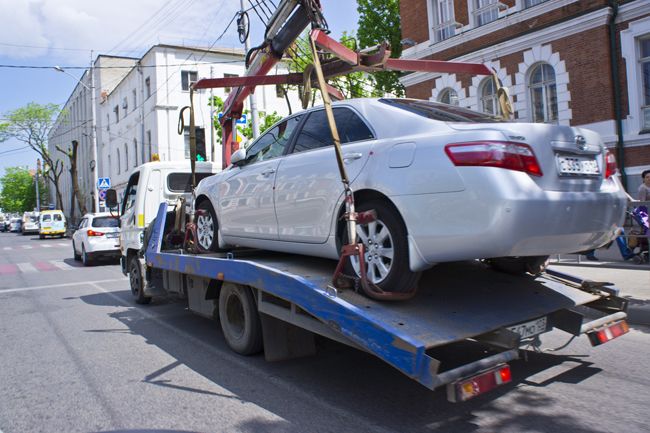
[192,98,628,293]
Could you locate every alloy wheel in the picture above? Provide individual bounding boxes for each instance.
[196,213,214,251]
[350,219,395,284]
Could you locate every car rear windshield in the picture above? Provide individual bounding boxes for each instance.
[92,217,119,228]
[167,172,213,192]
[42,215,51,222]
[30,216,38,222]
[379,98,501,123]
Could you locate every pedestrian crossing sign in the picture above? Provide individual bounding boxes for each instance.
[97,177,111,189]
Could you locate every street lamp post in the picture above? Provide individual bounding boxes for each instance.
[54,63,99,213]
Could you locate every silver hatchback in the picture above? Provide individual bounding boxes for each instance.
[194,98,627,293]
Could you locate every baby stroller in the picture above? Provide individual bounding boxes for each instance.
[619,205,649,263]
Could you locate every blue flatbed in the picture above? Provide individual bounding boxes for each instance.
[143,203,628,398]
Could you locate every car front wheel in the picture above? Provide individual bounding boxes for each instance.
[342,200,420,294]
[196,200,219,252]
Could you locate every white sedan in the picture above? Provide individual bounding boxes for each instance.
[72,213,120,266]
[193,98,627,293]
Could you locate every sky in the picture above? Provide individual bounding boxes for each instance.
[0,0,359,178]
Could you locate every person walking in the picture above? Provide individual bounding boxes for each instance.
[638,169,650,201]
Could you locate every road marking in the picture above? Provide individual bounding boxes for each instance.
[50,260,76,271]
[57,242,69,247]
[33,261,57,271]
[16,262,37,273]
[41,244,52,248]
[21,245,33,249]
[0,278,127,294]
[0,264,18,275]
[2,247,11,250]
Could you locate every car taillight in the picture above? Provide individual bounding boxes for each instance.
[445,141,543,177]
[447,364,512,402]
[87,230,105,237]
[604,150,617,179]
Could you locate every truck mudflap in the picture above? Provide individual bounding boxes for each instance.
[144,203,629,401]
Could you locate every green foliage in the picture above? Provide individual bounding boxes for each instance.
[0,167,48,213]
[0,102,60,151]
[209,95,282,144]
[357,0,404,96]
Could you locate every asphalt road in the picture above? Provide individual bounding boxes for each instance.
[1,231,649,433]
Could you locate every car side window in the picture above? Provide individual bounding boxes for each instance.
[122,172,140,215]
[244,115,302,165]
[292,107,374,154]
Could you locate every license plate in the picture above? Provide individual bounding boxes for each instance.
[507,317,548,339]
[557,155,600,176]
[106,232,118,238]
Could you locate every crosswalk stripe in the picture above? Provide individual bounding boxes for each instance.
[0,264,18,275]
[2,247,10,250]
[34,261,57,271]
[41,244,52,248]
[56,243,69,247]
[50,260,76,271]
[17,262,37,273]
[21,245,33,249]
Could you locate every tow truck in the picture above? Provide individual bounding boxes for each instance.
[107,0,629,402]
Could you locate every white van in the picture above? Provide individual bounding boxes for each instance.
[108,161,219,282]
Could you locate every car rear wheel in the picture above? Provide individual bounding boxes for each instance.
[81,245,92,266]
[218,283,263,355]
[342,200,420,294]
[196,200,219,252]
[129,255,151,305]
[487,256,550,276]
[73,242,81,261]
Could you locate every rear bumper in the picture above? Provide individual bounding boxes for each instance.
[40,230,65,235]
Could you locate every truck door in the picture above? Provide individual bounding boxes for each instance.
[144,169,161,227]
[120,171,141,252]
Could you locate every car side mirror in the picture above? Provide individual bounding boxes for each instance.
[231,148,247,166]
[105,188,118,209]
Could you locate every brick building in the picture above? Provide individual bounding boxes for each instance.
[398,0,650,193]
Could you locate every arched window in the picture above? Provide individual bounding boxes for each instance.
[528,63,558,123]
[133,138,138,167]
[479,77,497,114]
[438,87,459,106]
[124,143,129,170]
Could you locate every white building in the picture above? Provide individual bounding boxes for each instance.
[49,44,302,218]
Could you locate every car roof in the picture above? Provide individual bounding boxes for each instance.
[82,212,113,219]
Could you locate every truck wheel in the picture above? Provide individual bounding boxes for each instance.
[218,283,262,355]
[129,255,151,305]
[487,256,550,276]
[81,246,92,266]
[341,199,420,294]
[196,200,219,252]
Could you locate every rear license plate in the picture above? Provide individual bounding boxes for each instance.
[557,155,600,176]
[106,232,118,238]
[507,317,548,339]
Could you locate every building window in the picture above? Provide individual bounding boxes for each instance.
[438,87,459,106]
[183,127,206,160]
[132,89,137,111]
[528,63,558,123]
[133,138,138,167]
[224,73,239,92]
[145,77,151,99]
[147,130,152,162]
[431,0,458,42]
[479,78,498,114]
[122,97,128,113]
[641,38,650,130]
[116,148,121,174]
[124,143,129,171]
[474,0,503,27]
[113,105,119,123]
[106,114,110,131]
[523,0,548,8]
[108,154,112,178]
[181,71,198,91]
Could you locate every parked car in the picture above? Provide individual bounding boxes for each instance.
[71,213,120,266]
[9,218,22,233]
[22,211,40,235]
[39,210,66,238]
[0,214,7,232]
[192,98,627,293]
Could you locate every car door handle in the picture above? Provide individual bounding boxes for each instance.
[261,168,276,176]
[343,152,363,162]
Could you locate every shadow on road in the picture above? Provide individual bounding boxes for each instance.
[77,288,617,433]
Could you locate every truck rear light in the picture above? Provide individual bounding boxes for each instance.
[604,150,617,179]
[586,320,628,346]
[445,141,543,177]
[447,364,512,402]
[87,229,105,237]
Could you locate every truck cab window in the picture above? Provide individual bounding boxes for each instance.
[122,172,140,215]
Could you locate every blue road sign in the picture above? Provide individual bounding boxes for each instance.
[217,113,248,124]
[97,177,111,189]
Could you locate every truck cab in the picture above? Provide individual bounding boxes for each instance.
[107,161,219,277]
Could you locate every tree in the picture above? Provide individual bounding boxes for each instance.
[57,140,87,218]
[0,167,48,213]
[0,103,65,210]
[357,0,404,96]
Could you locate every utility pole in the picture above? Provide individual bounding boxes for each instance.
[210,66,216,162]
[240,0,260,138]
[90,52,99,212]
[35,159,41,212]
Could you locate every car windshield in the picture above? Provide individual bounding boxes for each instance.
[92,217,119,228]
[379,98,501,123]
[42,215,51,222]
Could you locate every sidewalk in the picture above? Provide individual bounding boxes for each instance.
[548,248,650,326]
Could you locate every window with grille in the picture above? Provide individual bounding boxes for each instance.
[438,87,460,106]
[431,0,458,42]
[528,63,558,123]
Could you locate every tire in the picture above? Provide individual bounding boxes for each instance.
[488,256,550,276]
[81,245,92,266]
[39,234,44,240]
[196,199,219,252]
[73,242,81,261]
[341,199,420,294]
[129,255,151,305]
[218,283,263,355]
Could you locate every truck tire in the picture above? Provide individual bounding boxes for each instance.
[341,199,420,294]
[129,255,151,305]
[218,283,262,355]
[196,200,219,252]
